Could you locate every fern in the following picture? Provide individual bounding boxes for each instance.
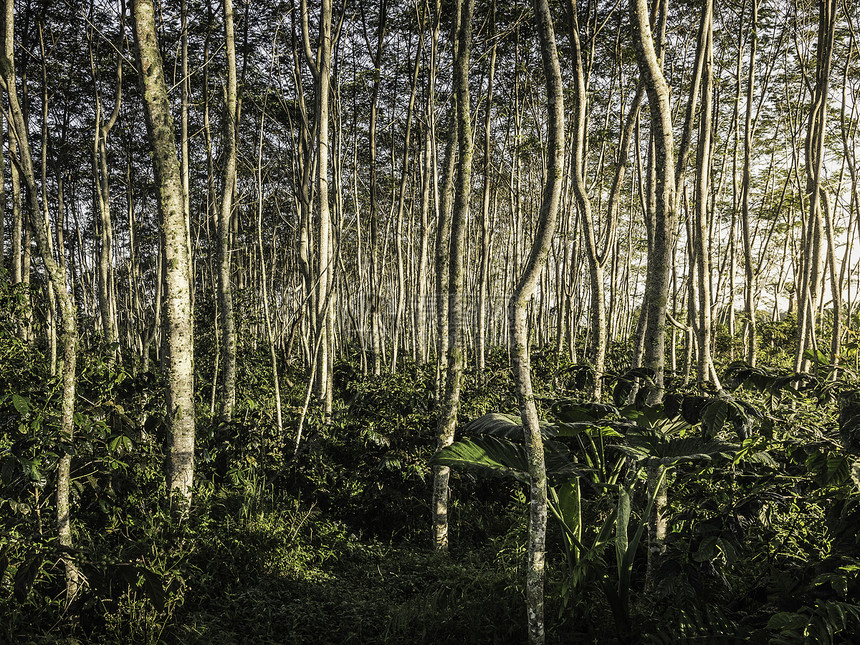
[767,600,860,644]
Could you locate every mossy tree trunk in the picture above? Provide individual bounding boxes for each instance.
[510,0,565,639]
[132,0,196,512]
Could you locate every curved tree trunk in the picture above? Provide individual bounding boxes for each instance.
[630,0,676,404]
[1,0,80,599]
[510,0,564,639]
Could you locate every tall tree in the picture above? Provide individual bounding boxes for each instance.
[693,0,720,389]
[796,0,837,373]
[217,0,238,421]
[630,0,675,404]
[132,0,196,511]
[432,0,471,552]
[510,0,564,639]
[1,0,80,599]
[740,0,758,367]
[301,0,335,418]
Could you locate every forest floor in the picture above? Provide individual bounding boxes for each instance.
[3,345,860,643]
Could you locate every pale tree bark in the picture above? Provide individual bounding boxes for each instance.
[432,0,458,403]
[476,0,497,379]
[255,41,283,438]
[630,0,675,404]
[301,0,335,421]
[89,18,123,358]
[390,24,422,373]
[432,0,469,553]
[796,0,836,374]
[693,0,721,390]
[218,0,238,421]
[364,0,386,376]
[132,0,196,512]
[510,0,564,639]
[1,0,80,599]
[566,0,608,400]
[741,0,758,367]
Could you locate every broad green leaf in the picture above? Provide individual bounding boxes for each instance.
[693,535,718,562]
[825,455,850,485]
[141,568,166,611]
[766,612,809,631]
[11,393,29,415]
[432,436,581,482]
[554,479,581,538]
[551,401,617,424]
[14,552,42,603]
[701,400,728,438]
[0,545,8,583]
[464,412,556,440]
[615,487,630,581]
[556,422,626,438]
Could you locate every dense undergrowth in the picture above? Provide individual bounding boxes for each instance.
[2,294,860,643]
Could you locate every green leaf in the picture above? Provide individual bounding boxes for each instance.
[615,487,630,581]
[11,393,29,415]
[767,612,809,631]
[14,552,43,603]
[431,437,521,482]
[433,436,582,481]
[551,401,617,424]
[554,479,581,534]
[464,413,524,438]
[463,412,557,441]
[825,455,850,485]
[141,568,166,611]
[0,545,8,583]
[556,422,626,438]
[693,535,718,562]
[701,400,728,438]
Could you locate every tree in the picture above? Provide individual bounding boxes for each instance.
[1,0,81,600]
[509,0,564,639]
[217,0,238,422]
[132,0,195,511]
[630,0,675,404]
[796,0,837,374]
[432,0,472,552]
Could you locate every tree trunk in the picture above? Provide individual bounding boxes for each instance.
[510,0,564,639]
[630,0,676,404]
[796,0,836,373]
[432,0,470,552]
[132,0,196,512]
[1,0,80,599]
[217,0,238,421]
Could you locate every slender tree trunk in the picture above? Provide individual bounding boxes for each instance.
[1,0,80,599]
[132,0,196,511]
[567,0,606,400]
[510,0,564,640]
[217,0,238,421]
[741,0,758,367]
[432,0,470,552]
[630,0,676,404]
[796,0,836,373]
[477,3,496,380]
[693,0,720,390]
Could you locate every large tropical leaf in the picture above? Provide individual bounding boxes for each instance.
[611,430,737,467]
[431,435,584,482]
[610,368,656,408]
[463,412,557,440]
[555,421,628,439]
[551,400,619,424]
